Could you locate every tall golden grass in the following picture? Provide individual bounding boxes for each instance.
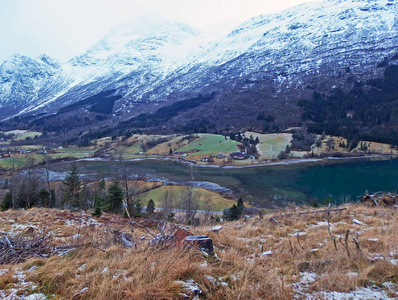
[0,204,397,299]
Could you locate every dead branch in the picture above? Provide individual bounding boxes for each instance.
[339,230,351,257]
[53,243,84,250]
[270,217,279,224]
[3,236,16,254]
[296,233,304,250]
[352,232,362,253]
[326,206,338,252]
[112,230,135,248]
[344,230,351,257]
[130,221,157,238]
[289,239,294,255]
[91,245,106,252]
[270,207,346,220]
[158,221,166,238]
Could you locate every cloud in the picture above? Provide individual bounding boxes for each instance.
[0,0,316,64]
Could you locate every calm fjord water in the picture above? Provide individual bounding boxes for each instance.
[57,158,398,207]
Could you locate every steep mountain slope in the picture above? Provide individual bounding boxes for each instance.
[46,21,203,114]
[0,54,72,117]
[0,0,397,135]
[151,0,398,131]
[0,22,203,120]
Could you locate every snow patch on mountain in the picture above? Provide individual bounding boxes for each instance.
[0,0,397,120]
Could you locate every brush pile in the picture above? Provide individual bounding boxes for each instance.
[361,192,398,206]
[0,234,52,264]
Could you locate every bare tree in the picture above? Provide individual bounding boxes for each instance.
[8,157,43,208]
[114,147,134,205]
[179,166,199,224]
[160,188,176,219]
[9,146,21,172]
[203,197,214,225]
[179,186,200,224]
[39,152,53,192]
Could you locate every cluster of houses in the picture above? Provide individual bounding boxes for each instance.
[0,146,62,158]
[170,150,252,163]
[229,152,249,160]
[201,152,251,162]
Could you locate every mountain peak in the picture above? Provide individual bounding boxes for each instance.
[1,0,397,131]
[35,54,61,69]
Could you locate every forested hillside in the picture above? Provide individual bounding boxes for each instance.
[299,64,398,146]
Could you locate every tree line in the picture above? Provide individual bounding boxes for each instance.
[1,160,245,224]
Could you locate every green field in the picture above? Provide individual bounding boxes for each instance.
[0,154,45,169]
[177,134,240,159]
[122,143,146,159]
[4,130,42,141]
[0,146,96,169]
[139,185,235,211]
[49,146,95,159]
[248,132,292,159]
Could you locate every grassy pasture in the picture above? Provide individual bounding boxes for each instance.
[4,130,42,141]
[50,146,96,159]
[0,154,43,169]
[177,134,240,160]
[245,132,292,159]
[139,185,235,211]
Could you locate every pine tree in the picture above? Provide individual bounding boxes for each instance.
[127,198,142,218]
[38,188,50,207]
[106,181,123,213]
[63,163,82,207]
[50,189,56,207]
[224,198,245,221]
[92,196,103,217]
[1,193,12,211]
[146,199,155,216]
[237,198,245,219]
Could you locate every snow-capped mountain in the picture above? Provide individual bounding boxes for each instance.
[0,0,397,130]
[0,54,72,117]
[149,0,397,102]
[48,21,205,112]
[0,21,205,119]
[66,21,201,83]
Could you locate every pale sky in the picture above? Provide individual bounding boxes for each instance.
[0,0,317,64]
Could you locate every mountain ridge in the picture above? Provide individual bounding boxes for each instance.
[0,0,397,138]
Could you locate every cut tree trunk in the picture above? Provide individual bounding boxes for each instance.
[183,235,213,255]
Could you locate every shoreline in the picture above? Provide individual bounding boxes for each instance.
[72,153,398,170]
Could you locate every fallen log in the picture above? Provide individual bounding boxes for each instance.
[270,207,347,220]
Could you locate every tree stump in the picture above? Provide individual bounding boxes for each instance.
[183,235,214,255]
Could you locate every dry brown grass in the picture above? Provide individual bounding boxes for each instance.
[1,204,398,299]
[0,269,18,290]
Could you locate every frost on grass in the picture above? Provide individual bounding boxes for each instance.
[292,272,395,300]
[320,287,392,300]
[0,268,46,300]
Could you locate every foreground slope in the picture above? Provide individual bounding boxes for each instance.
[0,203,397,299]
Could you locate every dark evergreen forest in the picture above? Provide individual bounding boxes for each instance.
[299,65,398,145]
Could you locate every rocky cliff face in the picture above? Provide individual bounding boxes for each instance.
[0,0,397,132]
